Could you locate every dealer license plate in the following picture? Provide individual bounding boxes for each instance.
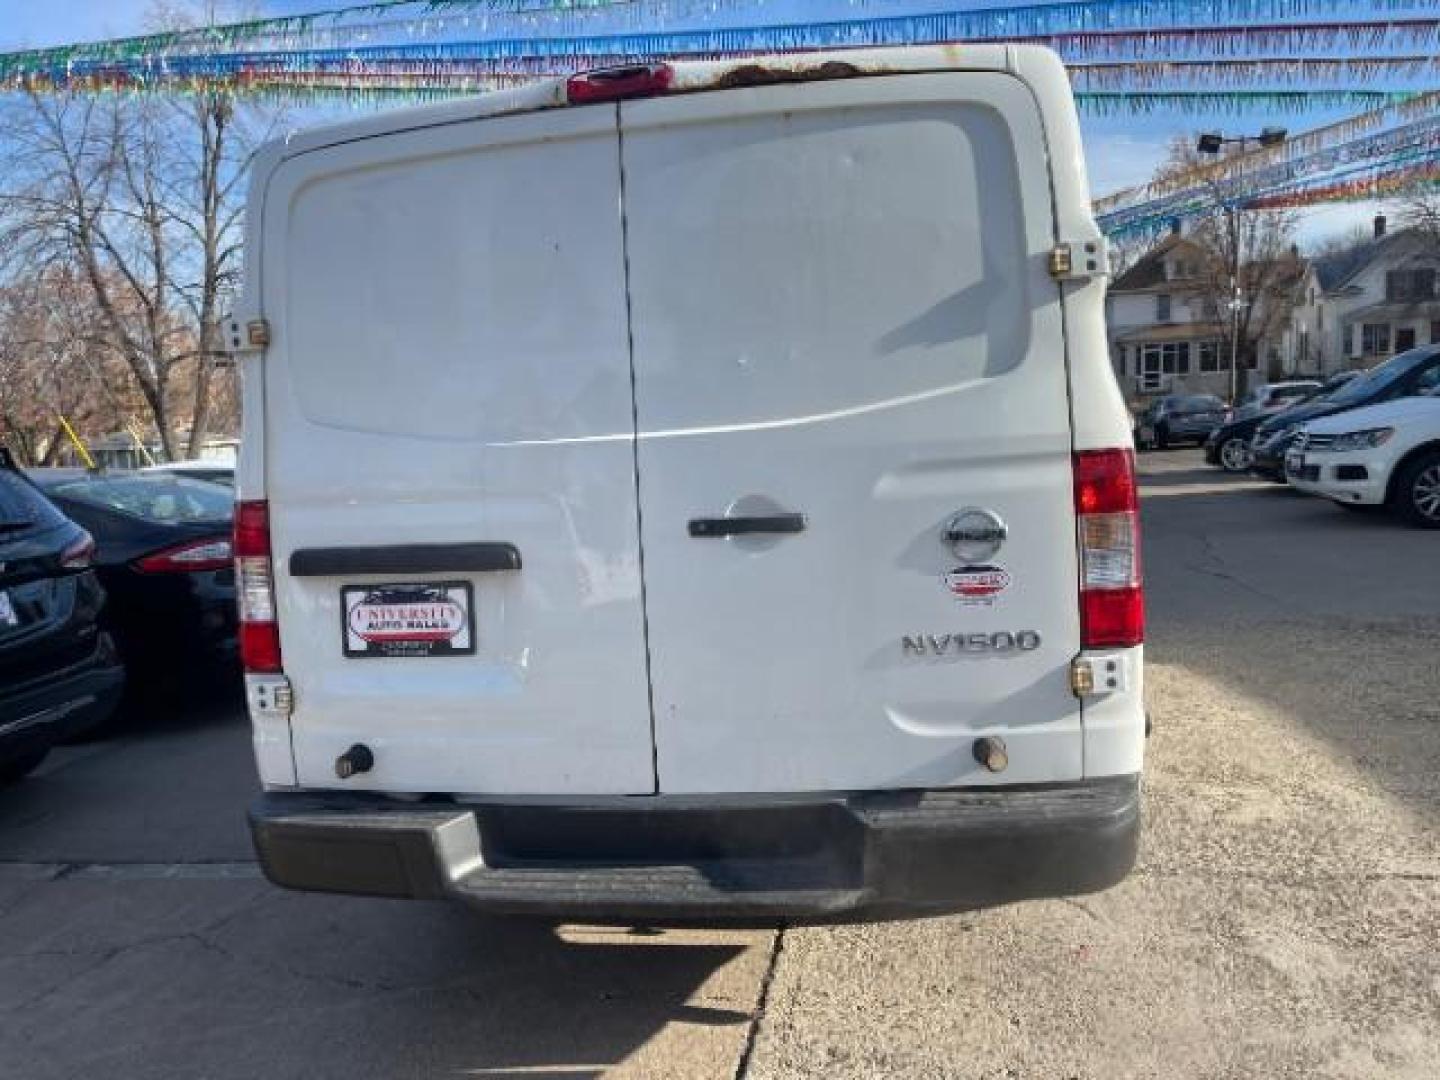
[342,581,475,659]
[0,591,16,628]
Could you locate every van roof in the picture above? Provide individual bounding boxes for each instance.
[268,44,1039,160]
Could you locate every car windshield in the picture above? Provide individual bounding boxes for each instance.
[0,469,69,535]
[50,474,232,525]
[1325,352,1432,406]
[1179,396,1222,412]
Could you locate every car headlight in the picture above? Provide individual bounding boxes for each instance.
[1325,427,1395,453]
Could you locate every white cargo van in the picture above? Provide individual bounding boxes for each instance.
[232,45,1144,920]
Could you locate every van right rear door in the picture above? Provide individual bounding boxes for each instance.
[619,72,1084,794]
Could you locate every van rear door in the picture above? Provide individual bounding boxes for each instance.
[261,107,656,794]
[619,72,1083,793]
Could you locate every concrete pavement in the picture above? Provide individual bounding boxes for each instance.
[2,449,1436,1078]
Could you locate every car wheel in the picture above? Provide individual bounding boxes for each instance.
[1391,449,1440,528]
[0,749,49,784]
[1218,437,1252,473]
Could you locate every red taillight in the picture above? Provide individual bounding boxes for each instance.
[135,537,232,573]
[566,63,673,104]
[233,500,282,673]
[240,621,282,673]
[1074,449,1143,648]
[234,500,271,558]
[60,531,95,569]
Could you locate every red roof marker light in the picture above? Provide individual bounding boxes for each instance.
[567,63,674,104]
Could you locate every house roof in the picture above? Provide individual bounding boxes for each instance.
[1113,322,1226,345]
[1312,227,1433,293]
[1110,235,1199,292]
[1340,298,1440,323]
[1312,237,1386,291]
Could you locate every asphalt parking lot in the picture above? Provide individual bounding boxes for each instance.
[2,449,1437,1079]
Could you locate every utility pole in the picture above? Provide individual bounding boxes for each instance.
[1197,127,1287,406]
[1227,205,1242,404]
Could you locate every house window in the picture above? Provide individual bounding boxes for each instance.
[1396,327,1417,352]
[1385,268,1437,302]
[1156,294,1172,321]
[1361,323,1391,356]
[1430,320,1440,344]
[1198,341,1223,372]
[1136,342,1193,390]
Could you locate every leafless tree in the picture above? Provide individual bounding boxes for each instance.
[1155,137,1302,389]
[1396,191,1440,253]
[0,269,140,464]
[0,46,278,459]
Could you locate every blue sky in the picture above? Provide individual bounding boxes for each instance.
[0,0,1380,244]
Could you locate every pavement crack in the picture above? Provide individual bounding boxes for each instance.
[1184,531,1299,612]
[733,925,785,1080]
[1062,897,1106,923]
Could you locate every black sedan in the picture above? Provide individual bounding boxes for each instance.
[1204,372,1358,473]
[0,452,124,780]
[28,470,237,713]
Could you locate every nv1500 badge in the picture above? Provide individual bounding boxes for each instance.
[903,632,1041,657]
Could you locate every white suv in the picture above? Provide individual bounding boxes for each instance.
[1289,392,1440,526]
[230,46,1145,921]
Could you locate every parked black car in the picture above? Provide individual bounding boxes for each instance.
[0,451,124,780]
[28,470,237,710]
[1204,372,1358,473]
[1251,347,1440,480]
[1135,394,1227,450]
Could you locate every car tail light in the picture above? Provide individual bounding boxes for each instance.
[135,537,232,573]
[1074,448,1144,648]
[60,531,95,569]
[566,63,673,104]
[234,500,281,673]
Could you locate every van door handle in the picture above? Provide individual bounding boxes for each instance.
[688,514,807,538]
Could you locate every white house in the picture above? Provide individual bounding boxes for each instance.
[1106,231,1264,402]
[1110,214,1440,402]
[1284,215,1440,376]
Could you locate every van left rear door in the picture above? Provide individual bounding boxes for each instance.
[261,106,656,795]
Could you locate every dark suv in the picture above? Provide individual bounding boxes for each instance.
[0,450,124,781]
[1135,394,1227,450]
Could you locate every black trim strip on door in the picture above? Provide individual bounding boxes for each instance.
[688,514,807,538]
[288,543,521,577]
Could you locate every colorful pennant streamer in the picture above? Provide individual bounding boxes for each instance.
[5,0,1439,85]
[1099,111,1440,234]
[5,0,1440,222]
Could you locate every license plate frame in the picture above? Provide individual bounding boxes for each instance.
[341,580,475,659]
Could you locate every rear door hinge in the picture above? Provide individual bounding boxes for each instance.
[225,316,270,357]
[1049,240,1109,282]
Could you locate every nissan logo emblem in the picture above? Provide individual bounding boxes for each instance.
[941,508,1008,563]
